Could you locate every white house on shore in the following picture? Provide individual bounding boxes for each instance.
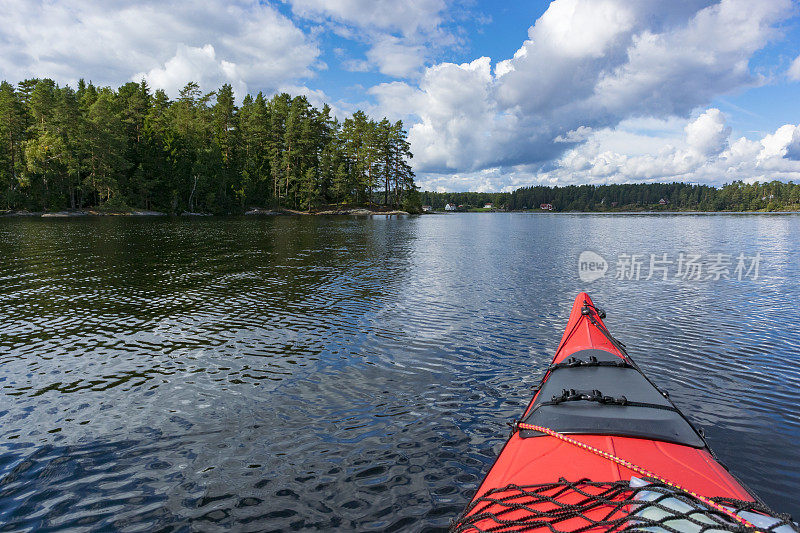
[484,203,493,209]
[445,203,457,211]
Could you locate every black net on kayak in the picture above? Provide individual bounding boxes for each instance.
[451,478,799,533]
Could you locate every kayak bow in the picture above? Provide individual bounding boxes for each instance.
[452,293,795,533]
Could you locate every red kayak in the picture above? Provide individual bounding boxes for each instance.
[452,293,796,532]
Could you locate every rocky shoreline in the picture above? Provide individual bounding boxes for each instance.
[2,207,411,218]
[1,209,167,217]
[244,207,410,216]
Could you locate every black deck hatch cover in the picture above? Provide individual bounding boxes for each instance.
[519,349,705,448]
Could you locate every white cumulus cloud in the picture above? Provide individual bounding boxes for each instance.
[286,0,452,78]
[370,0,795,189]
[788,54,800,81]
[135,45,248,100]
[286,0,446,36]
[365,37,428,78]
[0,0,320,97]
[685,109,731,157]
[554,126,594,143]
[480,111,800,190]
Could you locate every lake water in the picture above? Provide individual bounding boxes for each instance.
[1,213,799,531]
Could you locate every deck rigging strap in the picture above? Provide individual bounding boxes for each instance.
[451,478,797,533]
[535,388,681,412]
[515,422,762,531]
[548,356,633,371]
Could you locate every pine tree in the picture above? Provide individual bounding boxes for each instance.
[212,84,237,167]
[0,82,25,208]
[389,120,415,208]
[300,167,318,211]
[238,92,270,206]
[267,93,290,202]
[85,90,128,204]
[54,86,84,208]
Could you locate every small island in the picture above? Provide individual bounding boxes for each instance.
[0,78,421,216]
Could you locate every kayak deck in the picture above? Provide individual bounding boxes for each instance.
[518,348,705,447]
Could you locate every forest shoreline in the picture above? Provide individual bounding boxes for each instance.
[1,79,420,215]
[0,205,412,217]
[5,207,799,218]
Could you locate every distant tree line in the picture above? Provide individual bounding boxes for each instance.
[420,191,510,210]
[0,78,418,213]
[422,181,800,212]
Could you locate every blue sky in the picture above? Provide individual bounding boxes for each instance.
[2,0,800,191]
[294,1,554,104]
[710,18,800,136]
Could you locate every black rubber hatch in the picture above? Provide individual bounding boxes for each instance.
[519,349,705,448]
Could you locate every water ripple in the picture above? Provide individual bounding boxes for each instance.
[0,214,799,531]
